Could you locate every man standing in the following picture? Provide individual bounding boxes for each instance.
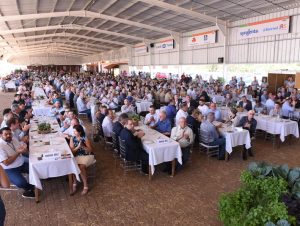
[237,110,257,160]
[0,127,34,198]
[200,112,226,160]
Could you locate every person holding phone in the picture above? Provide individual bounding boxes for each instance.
[69,125,94,195]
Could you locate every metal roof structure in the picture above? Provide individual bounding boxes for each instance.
[0,0,299,62]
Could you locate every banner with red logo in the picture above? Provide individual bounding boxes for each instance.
[187,30,216,47]
[135,45,148,54]
[238,16,290,40]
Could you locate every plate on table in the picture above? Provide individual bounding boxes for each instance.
[143,140,154,144]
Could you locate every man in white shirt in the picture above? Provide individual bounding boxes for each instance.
[60,111,83,132]
[0,111,13,129]
[76,92,92,122]
[144,105,159,127]
[50,101,65,119]
[63,118,85,137]
[265,94,275,113]
[171,117,194,170]
[175,103,188,125]
[7,117,30,143]
[0,127,34,198]
[198,98,209,115]
[107,93,119,110]
[102,109,115,141]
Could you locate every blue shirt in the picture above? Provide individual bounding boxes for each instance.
[207,109,222,122]
[155,119,171,134]
[165,105,176,120]
[282,102,294,117]
[200,120,219,143]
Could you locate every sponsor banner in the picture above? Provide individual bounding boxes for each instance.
[135,45,148,54]
[155,39,174,51]
[187,30,216,47]
[238,16,290,40]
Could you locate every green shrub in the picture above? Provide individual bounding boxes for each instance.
[219,171,292,226]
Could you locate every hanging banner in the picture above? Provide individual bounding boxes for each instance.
[238,16,290,40]
[155,39,174,51]
[187,30,216,47]
[135,45,148,54]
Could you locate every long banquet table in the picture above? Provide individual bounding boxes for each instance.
[237,112,299,142]
[135,125,182,179]
[31,86,52,116]
[29,86,80,202]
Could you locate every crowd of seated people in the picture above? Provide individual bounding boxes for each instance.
[0,70,299,182]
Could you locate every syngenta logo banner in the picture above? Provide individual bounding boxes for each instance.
[238,16,290,40]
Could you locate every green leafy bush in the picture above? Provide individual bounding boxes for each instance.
[128,113,140,121]
[248,162,300,199]
[219,171,292,226]
[38,123,51,132]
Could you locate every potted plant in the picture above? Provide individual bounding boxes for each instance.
[129,114,140,126]
[38,122,51,134]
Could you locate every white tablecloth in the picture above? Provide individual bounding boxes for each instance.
[220,126,251,154]
[32,86,47,98]
[29,117,80,190]
[136,101,152,113]
[32,87,53,116]
[32,104,52,116]
[237,113,299,142]
[137,125,182,175]
[5,80,16,90]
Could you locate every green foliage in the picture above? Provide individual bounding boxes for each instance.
[38,123,51,131]
[128,113,140,121]
[217,76,225,84]
[219,171,290,226]
[247,162,300,199]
